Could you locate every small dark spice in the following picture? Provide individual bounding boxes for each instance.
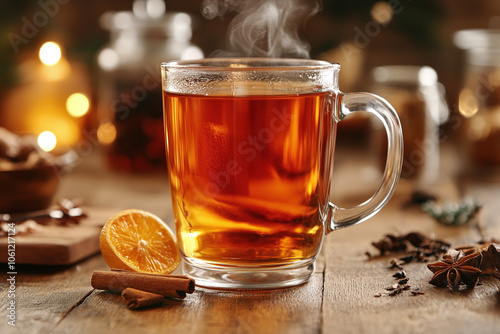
[372,234,407,254]
[392,271,406,279]
[411,288,425,296]
[416,238,451,261]
[407,190,438,206]
[399,254,416,264]
[397,278,409,285]
[417,253,428,262]
[388,288,403,296]
[389,259,404,270]
[427,250,482,291]
[381,277,412,297]
[53,198,87,225]
[386,282,411,296]
[405,232,431,247]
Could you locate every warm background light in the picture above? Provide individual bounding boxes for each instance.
[37,131,57,152]
[66,93,90,117]
[39,42,62,66]
[97,48,120,71]
[370,1,394,25]
[458,88,479,118]
[97,122,117,145]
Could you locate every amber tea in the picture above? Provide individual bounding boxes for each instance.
[164,91,335,266]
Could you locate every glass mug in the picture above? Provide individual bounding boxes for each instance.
[161,58,403,289]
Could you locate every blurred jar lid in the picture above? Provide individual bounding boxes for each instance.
[100,0,193,39]
[454,29,500,67]
[454,29,500,50]
[371,65,438,87]
[371,65,449,125]
[97,0,203,70]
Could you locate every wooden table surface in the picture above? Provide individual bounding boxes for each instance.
[2,145,500,334]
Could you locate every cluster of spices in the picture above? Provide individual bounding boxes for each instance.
[0,199,86,237]
[369,231,500,295]
[374,270,424,297]
[369,232,450,297]
[428,242,500,291]
[407,191,500,290]
[369,231,451,263]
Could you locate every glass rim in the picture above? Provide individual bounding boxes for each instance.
[161,57,339,71]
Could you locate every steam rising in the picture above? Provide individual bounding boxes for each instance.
[202,0,321,58]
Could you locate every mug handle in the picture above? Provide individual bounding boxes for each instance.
[327,92,403,232]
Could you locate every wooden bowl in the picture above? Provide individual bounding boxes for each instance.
[0,164,63,213]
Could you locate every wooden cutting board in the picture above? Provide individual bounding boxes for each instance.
[0,207,117,265]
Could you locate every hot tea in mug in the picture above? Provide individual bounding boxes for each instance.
[162,58,403,289]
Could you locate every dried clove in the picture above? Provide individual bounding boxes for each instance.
[411,288,425,296]
[392,271,406,279]
[371,232,450,267]
[389,259,404,270]
[397,278,410,285]
[385,280,411,296]
[399,254,416,264]
[372,234,408,255]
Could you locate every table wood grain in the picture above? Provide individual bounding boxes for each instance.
[1,148,500,334]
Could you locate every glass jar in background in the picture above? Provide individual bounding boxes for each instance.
[370,66,449,187]
[96,0,203,172]
[454,29,500,168]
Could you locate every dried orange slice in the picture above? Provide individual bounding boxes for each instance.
[99,209,180,274]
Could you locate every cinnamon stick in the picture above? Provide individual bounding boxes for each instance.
[91,270,195,299]
[121,288,164,310]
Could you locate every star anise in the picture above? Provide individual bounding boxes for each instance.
[456,243,489,256]
[427,249,482,291]
[53,198,87,225]
[456,242,500,275]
